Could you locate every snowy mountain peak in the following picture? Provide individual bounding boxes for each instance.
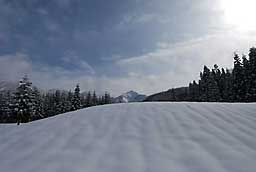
[114,90,146,103]
[123,90,139,98]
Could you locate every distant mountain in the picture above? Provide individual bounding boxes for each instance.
[144,87,189,102]
[114,91,146,103]
[0,81,18,92]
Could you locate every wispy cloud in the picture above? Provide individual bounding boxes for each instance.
[0,53,32,81]
[1,30,256,96]
[61,50,96,75]
[1,0,256,96]
[115,31,256,94]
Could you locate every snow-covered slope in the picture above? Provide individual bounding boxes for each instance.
[114,90,146,103]
[1,102,256,172]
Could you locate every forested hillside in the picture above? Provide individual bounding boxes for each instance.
[0,77,112,123]
[145,47,256,102]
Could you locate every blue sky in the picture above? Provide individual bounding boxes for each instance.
[0,0,256,96]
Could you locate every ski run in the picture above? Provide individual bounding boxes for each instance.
[0,102,256,172]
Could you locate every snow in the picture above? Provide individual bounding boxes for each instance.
[114,90,146,103]
[0,102,256,172]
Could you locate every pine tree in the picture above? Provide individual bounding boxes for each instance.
[212,64,222,100]
[72,84,81,110]
[86,91,92,107]
[0,91,13,122]
[189,80,199,101]
[43,92,55,117]
[232,53,245,102]
[104,92,111,104]
[0,93,3,115]
[0,93,4,122]
[208,71,221,102]
[54,90,62,114]
[225,69,233,102]
[242,55,251,102]
[58,91,68,113]
[219,68,226,101]
[248,47,256,101]
[31,87,44,120]
[66,90,73,111]
[99,95,105,105]
[14,75,34,124]
[92,91,98,106]
[199,66,211,101]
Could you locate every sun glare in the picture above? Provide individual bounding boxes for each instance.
[221,0,256,31]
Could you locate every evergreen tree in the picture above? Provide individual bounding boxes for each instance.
[242,55,251,101]
[99,95,105,105]
[212,64,222,100]
[92,91,98,106]
[104,92,111,104]
[58,91,68,113]
[190,80,199,101]
[219,68,226,101]
[0,91,13,122]
[54,90,62,114]
[72,84,81,110]
[225,69,233,102]
[31,87,44,120]
[208,72,221,102]
[14,75,34,125]
[66,90,73,110]
[248,47,256,101]
[0,93,4,122]
[86,91,92,107]
[43,92,55,117]
[232,53,245,102]
[199,66,211,101]
[212,64,221,83]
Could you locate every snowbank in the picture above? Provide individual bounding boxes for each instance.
[0,102,256,172]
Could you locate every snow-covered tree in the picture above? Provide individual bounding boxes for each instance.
[31,87,44,120]
[72,84,81,110]
[14,75,34,125]
[86,91,92,107]
[92,91,98,106]
[0,91,13,122]
[66,90,73,110]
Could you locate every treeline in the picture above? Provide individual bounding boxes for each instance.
[146,47,256,102]
[0,76,112,123]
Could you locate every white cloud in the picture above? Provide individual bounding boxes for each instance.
[115,30,256,95]
[0,53,97,92]
[1,30,256,97]
[61,50,95,75]
[0,53,32,81]
[0,52,159,96]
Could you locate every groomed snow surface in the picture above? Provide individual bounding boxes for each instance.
[1,102,256,172]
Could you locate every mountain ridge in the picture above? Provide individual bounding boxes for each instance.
[114,90,146,103]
